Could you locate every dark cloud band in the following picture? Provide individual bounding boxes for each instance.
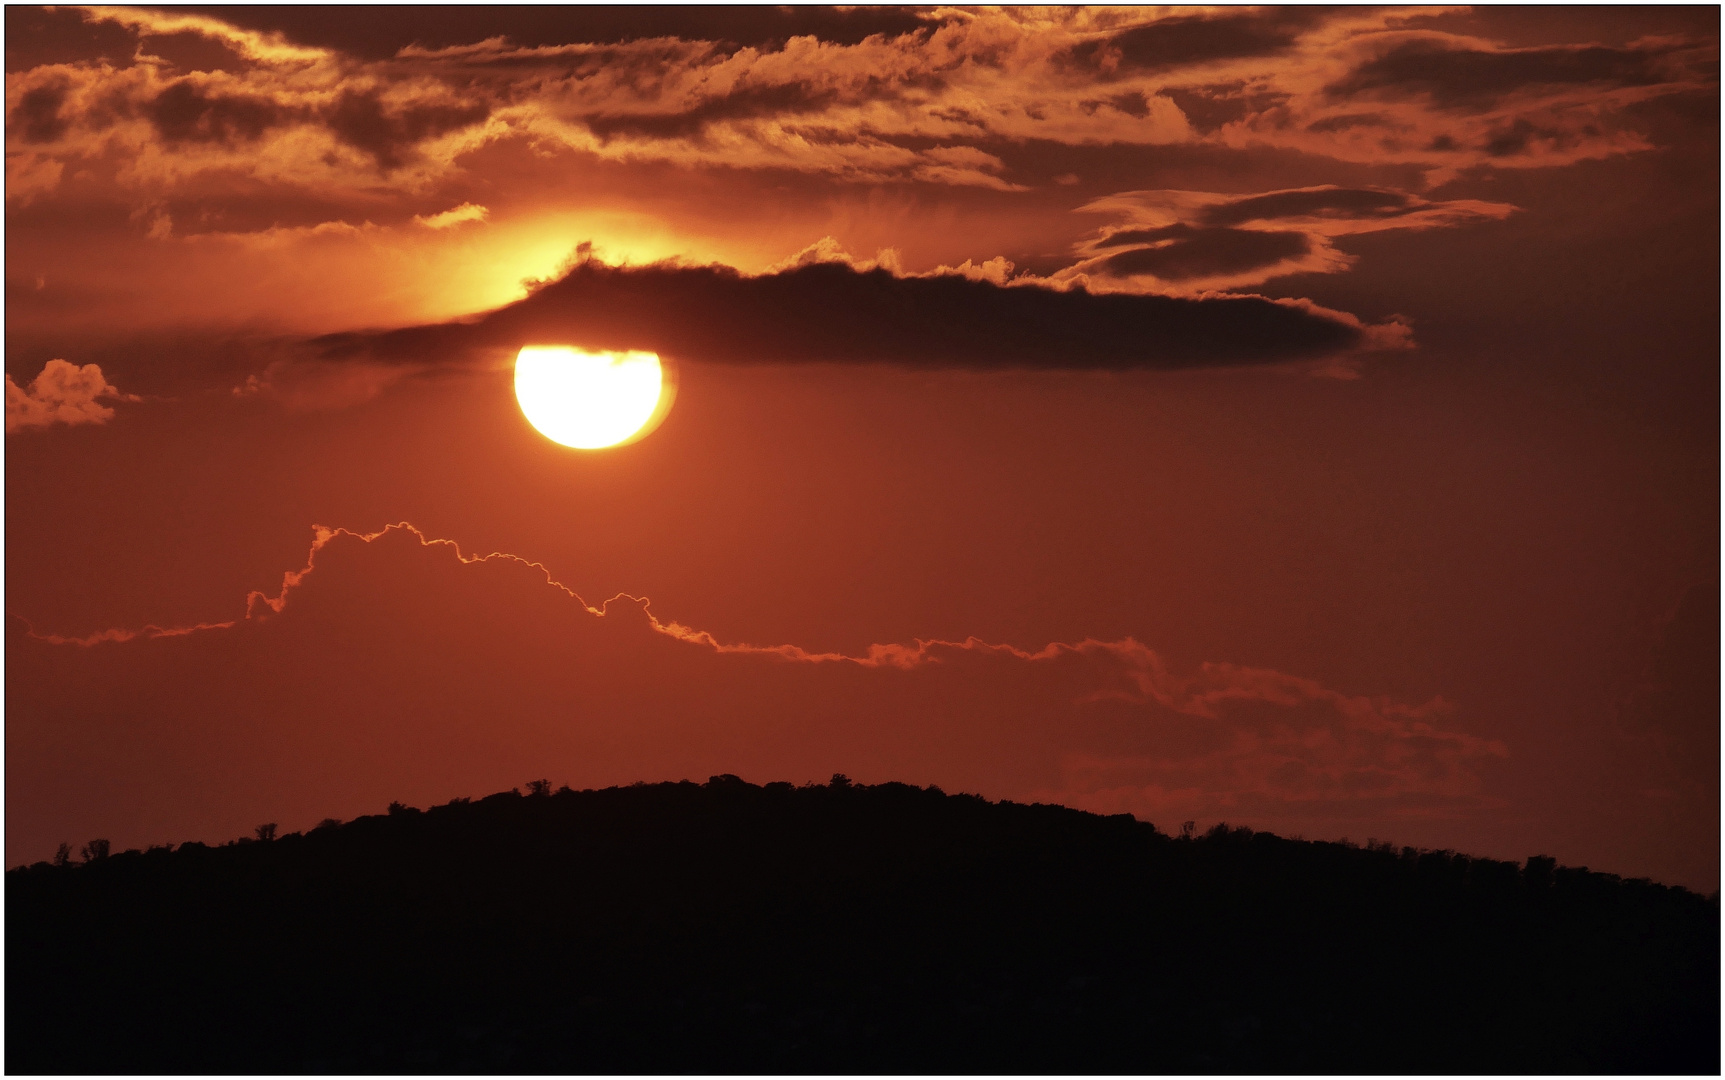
[316,256,1374,371]
[1326,39,1685,111]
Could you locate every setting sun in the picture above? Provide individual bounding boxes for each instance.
[514,346,668,449]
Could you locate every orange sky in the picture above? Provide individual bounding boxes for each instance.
[6,5,1719,890]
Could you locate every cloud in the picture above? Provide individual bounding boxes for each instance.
[148,79,285,145]
[305,247,1403,378]
[1091,225,1314,282]
[323,89,491,171]
[1199,186,1430,226]
[10,78,74,143]
[232,358,423,412]
[413,202,489,230]
[1057,8,1324,78]
[5,359,138,433]
[580,80,845,142]
[8,521,1507,861]
[1295,30,1715,171]
[1325,36,1693,112]
[204,6,936,60]
[1060,184,1518,292]
[5,8,1712,212]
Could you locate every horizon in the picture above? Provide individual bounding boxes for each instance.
[21,771,1721,899]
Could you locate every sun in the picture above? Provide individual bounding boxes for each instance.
[514,346,670,449]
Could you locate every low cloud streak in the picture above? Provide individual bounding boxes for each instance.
[9,521,1507,863]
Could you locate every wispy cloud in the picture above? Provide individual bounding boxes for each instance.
[413,202,489,230]
[6,7,1712,212]
[1057,184,1518,292]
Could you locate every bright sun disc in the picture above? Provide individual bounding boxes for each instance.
[514,346,668,449]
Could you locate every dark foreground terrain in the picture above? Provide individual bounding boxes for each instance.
[8,776,1719,1073]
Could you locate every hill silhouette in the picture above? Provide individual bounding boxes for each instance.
[8,776,1718,1073]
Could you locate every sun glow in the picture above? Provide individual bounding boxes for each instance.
[514,346,670,449]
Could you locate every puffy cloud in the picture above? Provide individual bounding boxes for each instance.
[147,79,285,145]
[11,77,74,143]
[322,88,491,171]
[8,522,1507,860]
[5,359,137,433]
